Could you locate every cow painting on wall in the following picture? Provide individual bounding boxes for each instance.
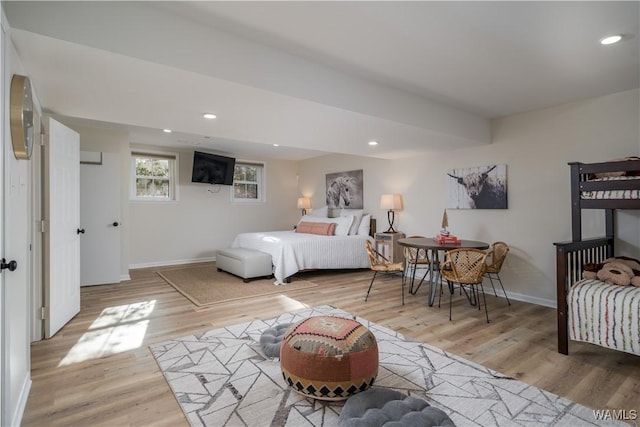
[326,169,364,210]
[446,164,507,209]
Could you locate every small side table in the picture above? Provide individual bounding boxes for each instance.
[373,232,405,264]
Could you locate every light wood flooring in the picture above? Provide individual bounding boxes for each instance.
[23,264,639,426]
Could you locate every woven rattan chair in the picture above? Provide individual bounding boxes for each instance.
[403,235,431,294]
[364,240,405,304]
[440,248,490,322]
[484,241,511,305]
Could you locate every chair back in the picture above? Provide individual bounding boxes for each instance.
[403,235,429,264]
[486,241,509,273]
[365,240,390,267]
[441,248,488,284]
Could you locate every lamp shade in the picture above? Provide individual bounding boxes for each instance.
[380,194,403,210]
[297,197,312,209]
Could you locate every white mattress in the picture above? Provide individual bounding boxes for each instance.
[581,176,640,200]
[568,279,640,356]
[230,230,372,284]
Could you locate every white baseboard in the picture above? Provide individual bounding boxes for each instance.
[503,290,556,308]
[129,256,216,270]
[11,374,31,427]
[120,274,131,281]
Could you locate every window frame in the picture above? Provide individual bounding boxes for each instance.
[231,160,266,204]
[130,150,179,202]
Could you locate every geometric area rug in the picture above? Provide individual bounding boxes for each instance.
[149,305,625,427]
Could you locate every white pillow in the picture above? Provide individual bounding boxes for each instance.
[340,209,365,235]
[334,215,355,236]
[310,206,328,217]
[358,214,371,236]
[297,215,353,236]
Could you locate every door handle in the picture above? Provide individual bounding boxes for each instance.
[1,258,17,272]
[112,222,119,227]
[77,228,85,235]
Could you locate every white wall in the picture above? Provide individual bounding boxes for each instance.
[298,89,640,306]
[128,147,300,268]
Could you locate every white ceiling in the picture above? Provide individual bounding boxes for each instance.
[5,1,639,161]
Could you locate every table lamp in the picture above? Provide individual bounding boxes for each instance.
[380,194,403,233]
[297,197,311,216]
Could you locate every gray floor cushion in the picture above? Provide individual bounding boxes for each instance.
[339,388,455,427]
[259,323,293,358]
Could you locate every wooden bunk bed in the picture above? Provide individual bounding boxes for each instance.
[554,159,640,355]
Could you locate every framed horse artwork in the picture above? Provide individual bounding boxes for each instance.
[325,169,364,210]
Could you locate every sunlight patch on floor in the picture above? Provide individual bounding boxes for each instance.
[58,300,156,367]
[274,295,309,312]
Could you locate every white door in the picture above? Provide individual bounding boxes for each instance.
[0,71,3,427]
[43,117,80,338]
[0,19,5,423]
[2,25,32,427]
[3,145,31,426]
[80,151,121,286]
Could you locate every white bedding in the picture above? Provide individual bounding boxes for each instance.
[568,279,640,356]
[581,175,640,200]
[230,230,373,284]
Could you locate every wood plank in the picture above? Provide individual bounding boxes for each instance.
[22,265,639,426]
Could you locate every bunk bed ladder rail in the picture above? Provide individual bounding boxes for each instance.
[554,237,613,354]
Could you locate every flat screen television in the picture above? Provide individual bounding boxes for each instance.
[191,151,236,185]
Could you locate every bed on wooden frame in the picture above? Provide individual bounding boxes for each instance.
[554,158,640,356]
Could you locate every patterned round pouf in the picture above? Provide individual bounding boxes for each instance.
[280,316,378,401]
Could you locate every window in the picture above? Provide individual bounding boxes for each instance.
[130,151,178,201]
[232,161,265,203]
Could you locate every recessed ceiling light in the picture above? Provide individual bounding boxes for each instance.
[203,113,217,119]
[163,129,172,133]
[600,35,622,45]
[368,140,378,146]
[273,144,279,147]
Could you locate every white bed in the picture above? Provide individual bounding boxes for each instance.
[231,230,373,284]
[230,208,375,284]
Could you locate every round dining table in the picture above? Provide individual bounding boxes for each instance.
[397,237,489,306]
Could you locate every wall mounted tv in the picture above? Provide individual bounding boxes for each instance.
[191,151,236,185]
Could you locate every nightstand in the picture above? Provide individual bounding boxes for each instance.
[374,232,405,264]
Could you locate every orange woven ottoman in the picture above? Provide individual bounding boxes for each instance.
[280,316,378,401]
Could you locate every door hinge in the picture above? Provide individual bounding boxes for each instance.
[40,307,49,320]
[40,133,45,146]
[40,220,49,233]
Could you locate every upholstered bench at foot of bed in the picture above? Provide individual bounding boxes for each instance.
[216,248,273,282]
